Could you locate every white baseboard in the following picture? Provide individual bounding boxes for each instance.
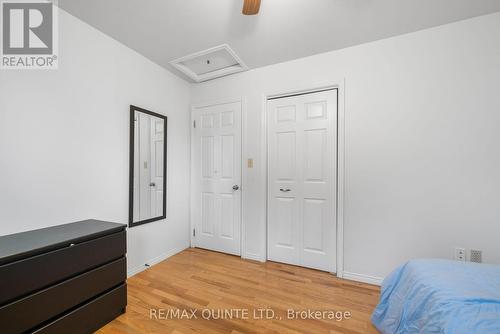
[127,247,383,287]
[342,271,384,286]
[242,252,266,262]
[127,246,188,277]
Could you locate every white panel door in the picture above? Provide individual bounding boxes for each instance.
[138,112,152,221]
[150,118,164,217]
[267,90,337,272]
[192,101,242,256]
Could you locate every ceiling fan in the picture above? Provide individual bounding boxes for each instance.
[242,0,261,15]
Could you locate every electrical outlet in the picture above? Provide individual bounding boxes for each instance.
[455,247,466,262]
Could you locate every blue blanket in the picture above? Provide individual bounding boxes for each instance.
[372,259,500,334]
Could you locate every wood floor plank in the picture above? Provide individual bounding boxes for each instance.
[98,248,380,334]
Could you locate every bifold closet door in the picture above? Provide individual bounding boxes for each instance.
[267,89,337,272]
[191,101,242,256]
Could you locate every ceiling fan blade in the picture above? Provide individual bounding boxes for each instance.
[242,0,261,15]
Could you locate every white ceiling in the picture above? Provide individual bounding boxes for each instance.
[58,0,500,82]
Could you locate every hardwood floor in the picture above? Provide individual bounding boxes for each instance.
[97,248,380,334]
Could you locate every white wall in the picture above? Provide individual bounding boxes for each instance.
[0,9,191,275]
[191,12,500,282]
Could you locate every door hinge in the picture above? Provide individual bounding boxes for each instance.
[193,228,196,237]
[193,120,196,128]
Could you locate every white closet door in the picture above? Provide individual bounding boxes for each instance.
[267,90,337,272]
[192,101,242,256]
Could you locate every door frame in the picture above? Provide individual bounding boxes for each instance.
[189,97,247,256]
[262,81,346,277]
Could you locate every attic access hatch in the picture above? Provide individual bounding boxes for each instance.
[170,45,248,82]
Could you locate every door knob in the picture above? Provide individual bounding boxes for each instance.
[232,185,240,191]
[149,182,156,187]
[280,188,291,192]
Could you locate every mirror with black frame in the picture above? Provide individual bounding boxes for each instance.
[129,105,167,227]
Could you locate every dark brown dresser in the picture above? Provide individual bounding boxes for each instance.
[0,220,127,334]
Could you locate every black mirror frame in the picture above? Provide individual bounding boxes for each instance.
[129,105,168,228]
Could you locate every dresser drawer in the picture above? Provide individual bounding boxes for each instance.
[33,284,127,334]
[0,257,126,334]
[0,230,126,305]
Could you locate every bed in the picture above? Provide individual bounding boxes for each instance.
[372,259,500,334]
